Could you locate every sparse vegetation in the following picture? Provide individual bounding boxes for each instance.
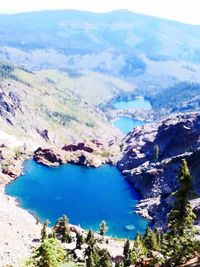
[154,144,159,162]
[99,220,108,238]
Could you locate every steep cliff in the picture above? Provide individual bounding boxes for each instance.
[118,113,200,226]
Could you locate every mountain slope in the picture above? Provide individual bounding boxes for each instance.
[1,10,200,62]
[0,10,200,119]
[0,64,135,148]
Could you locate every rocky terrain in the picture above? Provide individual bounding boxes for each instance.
[118,112,200,227]
[0,187,41,266]
[0,9,200,266]
[34,140,120,168]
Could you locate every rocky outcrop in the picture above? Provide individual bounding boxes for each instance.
[34,141,120,168]
[118,113,200,226]
[0,144,26,185]
[62,142,94,153]
[34,147,65,166]
[0,90,22,125]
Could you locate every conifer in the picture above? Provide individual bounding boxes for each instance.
[53,215,72,243]
[123,239,132,267]
[143,227,159,251]
[86,230,94,244]
[164,159,197,266]
[97,249,112,267]
[41,220,49,242]
[76,232,84,249]
[99,220,108,237]
[131,233,147,264]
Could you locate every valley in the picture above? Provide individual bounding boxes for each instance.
[0,9,200,267]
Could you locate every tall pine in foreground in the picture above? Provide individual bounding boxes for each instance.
[164,159,197,266]
[25,222,67,267]
[53,215,72,243]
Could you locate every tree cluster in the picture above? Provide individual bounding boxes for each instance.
[119,160,200,267]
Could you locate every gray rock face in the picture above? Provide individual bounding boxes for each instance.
[0,90,22,125]
[118,113,200,226]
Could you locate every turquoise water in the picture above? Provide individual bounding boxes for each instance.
[113,97,152,110]
[113,117,145,134]
[6,160,148,238]
[113,97,151,133]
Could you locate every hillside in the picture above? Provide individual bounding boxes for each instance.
[0,10,200,119]
[0,63,136,148]
[0,10,200,266]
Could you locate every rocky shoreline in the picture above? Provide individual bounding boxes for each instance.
[0,187,41,266]
[0,140,123,266]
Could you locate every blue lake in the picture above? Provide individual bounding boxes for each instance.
[113,117,146,134]
[6,160,148,238]
[113,97,152,110]
[113,97,151,133]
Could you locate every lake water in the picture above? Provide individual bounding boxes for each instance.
[113,97,151,133]
[6,160,148,238]
[113,97,152,110]
[113,117,145,134]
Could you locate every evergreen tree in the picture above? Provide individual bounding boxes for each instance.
[123,239,132,267]
[76,232,84,249]
[84,237,99,267]
[99,220,108,238]
[154,144,159,162]
[53,215,72,243]
[86,253,96,267]
[143,227,159,251]
[164,159,197,266]
[86,230,95,244]
[154,227,162,248]
[32,238,67,267]
[97,249,112,267]
[26,227,67,267]
[131,233,147,264]
[41,220,49,242]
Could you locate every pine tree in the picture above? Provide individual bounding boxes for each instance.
[154,227,162,249]
[32,237,67,267]
[131,233,147,264]
[86,230,94,244]
[76,232,84,249]
[143,227,159,251]
[97,249,112,267]
[154,144,159,162]
[99,220,108,238]
[84,236,99,267]
[164,159,197,266]
[123,239,132,267]
[86,253,96,267]
[53,215,72,243]
[26,225,67,267]
[41,220,49,242]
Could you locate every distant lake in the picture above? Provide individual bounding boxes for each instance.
[113,117,145,134]
[113,97,152,110]
[6,160,148,238]
[113,97,151,133]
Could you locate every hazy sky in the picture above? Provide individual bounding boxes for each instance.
[0,0,200,25]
